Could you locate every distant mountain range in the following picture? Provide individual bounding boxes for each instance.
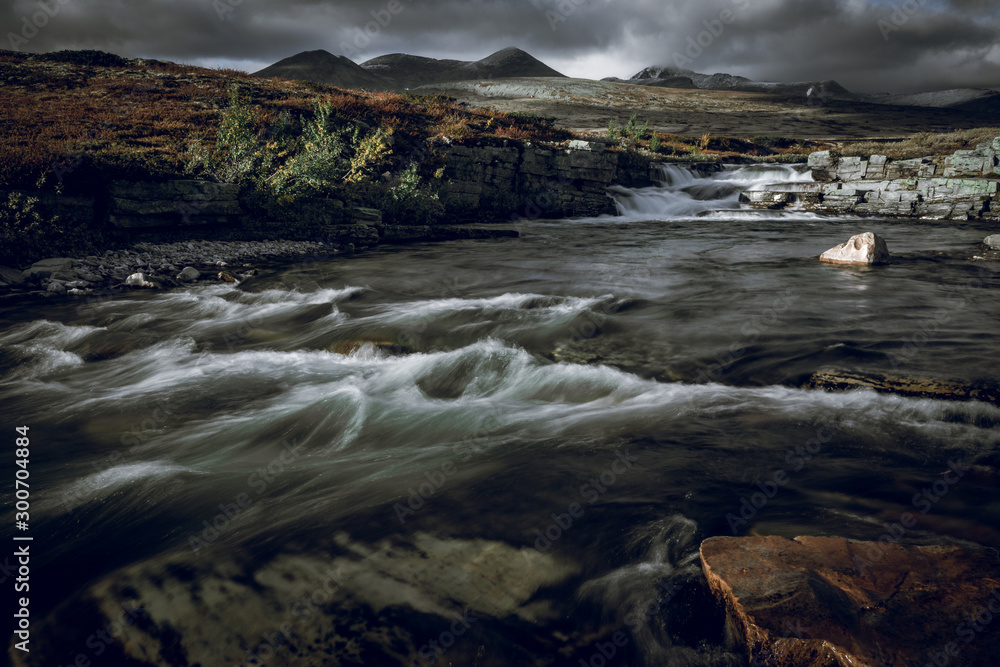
[252,47,564,91]
[253,48,999,113]
[363,47,565,90]
[605,65,1000,112]
[603,66,857,102]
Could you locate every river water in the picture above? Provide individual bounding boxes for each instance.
[4,165,1000,666]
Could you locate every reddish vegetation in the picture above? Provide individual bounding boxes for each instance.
[0,51,570,188]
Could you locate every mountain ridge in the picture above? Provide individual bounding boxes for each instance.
[363,47,565,90]
[252,49,390,90]
[604,66,857,101]
[254,47,564,91]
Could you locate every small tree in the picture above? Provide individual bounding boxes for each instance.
[215,85,261,183]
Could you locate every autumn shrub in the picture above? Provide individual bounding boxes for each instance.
[435,114,476,140]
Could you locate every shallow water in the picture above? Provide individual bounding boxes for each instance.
[4,165,1000,666]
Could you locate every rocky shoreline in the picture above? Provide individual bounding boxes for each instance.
[0,239,340,298]
[0,226,520,298]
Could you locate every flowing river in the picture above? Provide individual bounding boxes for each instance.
[4,165,1000,666]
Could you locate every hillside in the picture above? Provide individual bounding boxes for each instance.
[863,88,1000,114]
[0,49,569,191]
[361,47,565,90]
[252,49,389,90]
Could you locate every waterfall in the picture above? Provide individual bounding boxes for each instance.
[610,163,814,219]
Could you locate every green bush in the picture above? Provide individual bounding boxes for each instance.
[267,98,349,195]
[348,164,444,225]
[186,87,449,229]
[0,192,100,265]
[607,114,649,147]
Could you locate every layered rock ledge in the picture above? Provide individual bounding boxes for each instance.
[439,139,656,219]
[701,535,1000,667]
[742,138,1000,221]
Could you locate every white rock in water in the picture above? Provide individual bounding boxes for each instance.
[125,272,155,288]
[819,232,890,266]
[985,235,1000,250]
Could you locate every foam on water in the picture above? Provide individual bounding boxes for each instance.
[369,292,609,321]
[18,335,994,473]
[611,163,817,221]
[55,461,198,512]
[0,320,100,379]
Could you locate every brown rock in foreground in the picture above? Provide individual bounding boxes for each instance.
[700,535,1000,667]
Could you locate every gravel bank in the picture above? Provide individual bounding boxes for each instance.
[1,239,339,297]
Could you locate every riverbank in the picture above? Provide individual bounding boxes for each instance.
[0,226,519,298]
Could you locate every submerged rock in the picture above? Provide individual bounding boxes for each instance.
[806,368,1000,406]
[819,232,890,266]
[176,266,200,282]
[23,257,76,280]
[14,532,581,667]
[700,535,1000,667]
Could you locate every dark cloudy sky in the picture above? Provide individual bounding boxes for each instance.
[4,0,999,93]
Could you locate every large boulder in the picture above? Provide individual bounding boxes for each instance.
[176,266,201,282]
[819,232,890,266]
[701,535,1000,667]
[22,257,76,280]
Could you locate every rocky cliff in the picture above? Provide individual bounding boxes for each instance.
[438,140,656,220]
[741,138,1000,221]
[6,140,652,244]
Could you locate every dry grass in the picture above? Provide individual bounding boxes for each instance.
[640,133,820,159]
[838,128,1000,159]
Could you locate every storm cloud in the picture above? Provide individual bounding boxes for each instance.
[3,0,999,93]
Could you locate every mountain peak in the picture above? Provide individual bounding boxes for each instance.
[358,47,564,90]
[252,50,389,90]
